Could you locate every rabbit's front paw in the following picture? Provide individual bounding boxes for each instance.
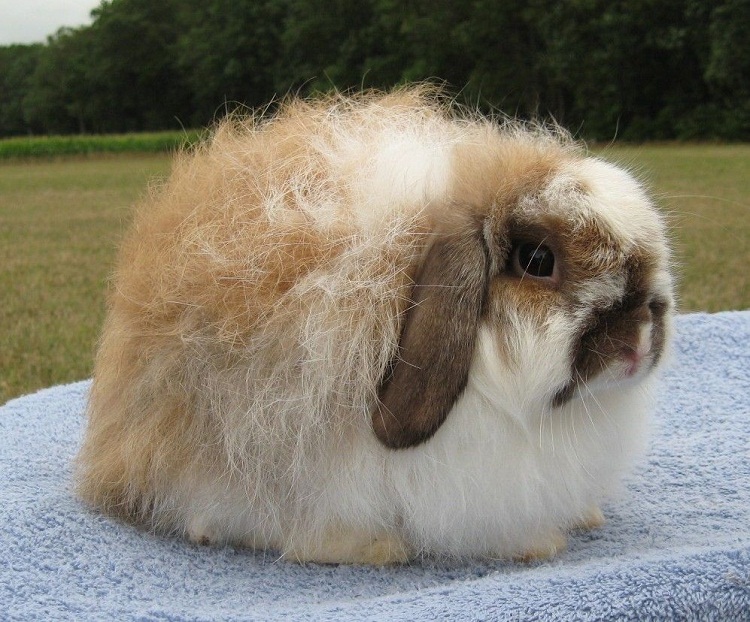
[288,527,410,565]
[514,530,568,562]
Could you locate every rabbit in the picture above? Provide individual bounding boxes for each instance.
[76,86,674,565]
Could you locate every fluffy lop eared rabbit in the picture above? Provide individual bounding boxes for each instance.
[77,87,674,565]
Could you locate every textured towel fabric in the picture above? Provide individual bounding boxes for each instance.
[1,312,749,621]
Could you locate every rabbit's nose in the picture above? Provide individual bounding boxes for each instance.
[623,323,653,377]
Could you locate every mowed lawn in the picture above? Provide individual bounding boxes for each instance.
[1,145,748,404]
[600,144,750,312]
[0,155,171,404]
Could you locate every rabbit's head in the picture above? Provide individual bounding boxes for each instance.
[374,136,673,449]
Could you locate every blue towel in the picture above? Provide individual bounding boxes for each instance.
[2,312,749,621]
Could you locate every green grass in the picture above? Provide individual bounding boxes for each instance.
[1,145,748,405]
[0,154,172,404]
[599,144,750,312]
[0,130,202,159]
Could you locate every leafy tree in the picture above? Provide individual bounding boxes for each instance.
[391,0,473,92]
[22,28,94,134]
[2,0,750,139]
[80,0,192,132]
[0,44,43,136]
[278,0,379,93]
[704,0,750,138]
[175,0,289,125]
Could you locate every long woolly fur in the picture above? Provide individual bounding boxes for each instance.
[76,85,672,564]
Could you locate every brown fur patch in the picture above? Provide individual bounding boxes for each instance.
[553,249,671,406]
[373,133,579,447]
[374,223,490,448]
[78,88,441,529]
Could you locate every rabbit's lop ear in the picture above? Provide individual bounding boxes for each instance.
[374,223,490,449]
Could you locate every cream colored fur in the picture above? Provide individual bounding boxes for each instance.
[76,87,673,564]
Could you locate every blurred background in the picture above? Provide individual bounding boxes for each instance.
[1,0,749,141]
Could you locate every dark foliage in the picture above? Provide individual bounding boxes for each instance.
[1,0,748,139]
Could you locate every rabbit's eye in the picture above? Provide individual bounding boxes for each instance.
[513,242,555,279]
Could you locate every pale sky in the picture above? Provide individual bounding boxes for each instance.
[0,0,100,45]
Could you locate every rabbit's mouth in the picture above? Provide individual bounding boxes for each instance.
[552,294,671,408]
[551,347,656,407]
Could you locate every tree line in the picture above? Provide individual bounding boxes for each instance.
[1,0,748,141]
